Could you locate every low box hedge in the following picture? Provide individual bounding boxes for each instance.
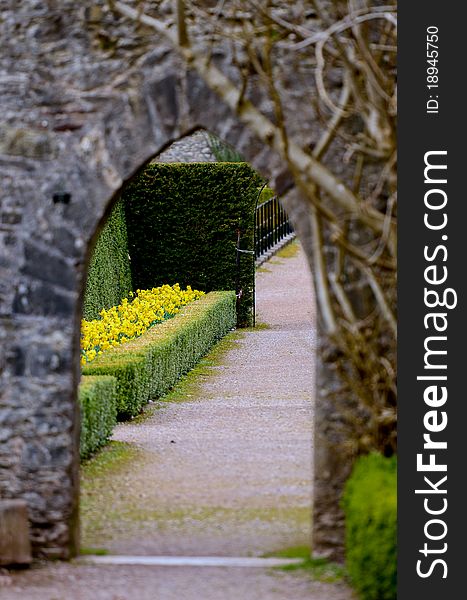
[79,375,117,460]
[82,291,236,419]
[341,452,397,600]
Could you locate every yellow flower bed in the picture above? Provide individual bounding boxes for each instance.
[81,284,204,366]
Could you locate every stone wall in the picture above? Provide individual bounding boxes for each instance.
[0,0,376,560]
[155,130,216,163]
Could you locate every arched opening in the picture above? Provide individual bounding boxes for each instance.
[76,131,316,560]
[0,4,396,595]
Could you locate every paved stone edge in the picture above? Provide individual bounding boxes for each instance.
[77,555,303,568]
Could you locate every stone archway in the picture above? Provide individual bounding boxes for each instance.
[0,1,345,561]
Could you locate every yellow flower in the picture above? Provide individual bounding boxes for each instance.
[80,284,204,364]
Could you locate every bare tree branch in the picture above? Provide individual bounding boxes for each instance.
[113,1,393,242]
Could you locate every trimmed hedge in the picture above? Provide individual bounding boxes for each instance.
[123,162,263,327]
[79,375,117,460]
[82,291,236,419]
[342,452,397,600]
[83,198,132,320]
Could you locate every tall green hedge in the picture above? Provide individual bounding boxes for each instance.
[79,375,117,460]
[82,291,236,419]
[342,452,397,600]
[83,199,132,321]
[123,163,262,326]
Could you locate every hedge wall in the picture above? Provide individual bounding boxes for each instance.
[342,452,397,600]
[123,163,263,327]
[83,198,132,321]
[82,291,236,419]
[79,375,117,460]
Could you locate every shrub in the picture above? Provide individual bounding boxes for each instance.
[341,452,397,600]
[79,375,117,460]
[82,291,236,419]
[80,284,204,365]
[83,198,132,320]
[123,162,263,326]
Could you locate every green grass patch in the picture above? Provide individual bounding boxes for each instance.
[81,490,310,549]
[256,265,272,273]
[80,441,139,478]
[79,547,109,556]
[80,441,144,547]
[249,321,271,330]
[158,329,245,404]
[267,545,346,583]
[81,440,311,548]
[274,239,299,259]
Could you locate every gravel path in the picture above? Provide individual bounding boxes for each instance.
[83,243,317,557]
[3,243,355,599]
[1,562,353,600]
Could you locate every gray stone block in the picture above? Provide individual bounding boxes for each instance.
[0,499,32,565]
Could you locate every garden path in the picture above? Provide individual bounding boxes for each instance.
[3,242,354,599]
[84,242,317,557]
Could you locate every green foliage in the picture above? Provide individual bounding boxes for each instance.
[207,133,245,162]
[83,291,236,419]
[83,199,132,320]
[79,375,118,460]
[258,186,275,203]
[123,162,263,326]
[342,452,397,600]
[267,546,346,582]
